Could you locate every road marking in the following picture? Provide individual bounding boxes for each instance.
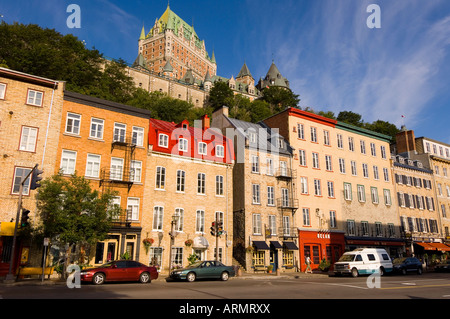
[401,282,416,286]
[380,283,450,290]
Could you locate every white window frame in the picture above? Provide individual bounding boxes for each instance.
[215,175,224,196]
[0,83,6,99]
[178,138,188,152]
[158,134,169,148]
[27,89,43,106]
[85,154,101,178]
[127,197,140,221]
[198,142,207,155]
[132,126,145,146]
[252,184,260,204]
[174,208,184,232]
[197,173,206,194]
[253,213,262,235]
[251,155,259,173]
[61,150,77,175]
[216,145,224,158]
[176,170,185,193]
[130,160,142,183]
[156,166,166,190]
[19,126,38,152]
[12,167,32,195]
[110,157,124,181]
[267,186,275,206]
[65,112,81,135]
[196,210,205,233]
[90,118,104,140]
[113,122,126,143]
[153,206,164,231]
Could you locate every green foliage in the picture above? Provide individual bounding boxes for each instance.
[207,81,235,109]
[187,254,199,265]
[260,86,300,111]
[35,172,121,247]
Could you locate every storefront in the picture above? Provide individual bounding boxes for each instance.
[298,229,346,272]
[414,241,450,262]
[345,237,405,258]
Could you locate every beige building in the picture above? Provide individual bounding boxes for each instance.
[264,108,403,271]
[143,115,234,273]
[212,106,297,273]
[0,68,64,276]
[394,128,450,253]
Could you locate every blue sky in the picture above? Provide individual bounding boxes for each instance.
[2,0,450,144]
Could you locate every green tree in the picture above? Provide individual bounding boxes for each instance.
[207,81,234,110]
[260,86,300,112]
[337,111,364,127]
[364,120,400,141]
[35,173,121,276]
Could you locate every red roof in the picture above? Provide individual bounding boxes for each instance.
[149,117,234,164]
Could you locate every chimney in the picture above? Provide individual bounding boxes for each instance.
[211,106,229,131]
[202,114,210,130]
[395,126,416,155]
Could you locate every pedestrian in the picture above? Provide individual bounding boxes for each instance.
[305,256,312,273]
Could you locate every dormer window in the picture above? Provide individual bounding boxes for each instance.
[158,134,169,148]
[179,138,188,152]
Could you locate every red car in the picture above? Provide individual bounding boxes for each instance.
[80,260,158,285]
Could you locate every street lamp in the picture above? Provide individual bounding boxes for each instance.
[168,214,180,272]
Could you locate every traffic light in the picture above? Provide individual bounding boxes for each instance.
[217,222,223,236]
[210,221,216,237]
[30,166,44,190]
[21,209,30,227]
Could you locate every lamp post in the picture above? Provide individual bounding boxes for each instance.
[168,214,180,273]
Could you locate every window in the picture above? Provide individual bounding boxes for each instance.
[215,211,224,224]
[132,126,144,146]
[337,134,343,149]
[329,211,337,228]
[357,185,365,202]
[323,130,330,145]
[283,216,291,236]
[12,167,31,195]
[174,208,184,232]
[269,215,277,235]
[384,189,392,206]
[19,126,38,152]
[113,123,126,143]
[310,127,317,142]
[302,208,310,226]
[327,181,335,198]
[216,145,224,158]
[348,137,354,151]
[0,83,6,99]
[176,170,185,192]
[314,179,321,196]
[110,157,124,181]
[65,113,81,135]
[267,186,274,206]
[380,145,387,159]
[347,220,356,236]
[312,152,319,169]
[215,175,224,196]
[383,168,390,182]
[90,118,104,139]
[277,137,284,149]
[371,187,379,204]
[153,206,164,231]
[266,158,274,175]
[61,150,77,174]
[158,134,169,147]
[360,140,366,154]
[339,158,346,174]
[344,183,352,201]
[370,143,376,156]
[373,166,379,180]
[130,160,142,182]
[127,197,140,220]
[325,155,332,171]
[252,184,260,204]
[171,247,183,268]
[300,177,308,194]
[361,222,369,236]
[251,155,259,173]
[197,173,206,194]
[253,214,262,235]
[282,188,289,206]
[85,154,101,178]
[279,161,288,176]
[27,89,43,106]
[198,142,207,155]
[299,150,307,166]
[297,123,305,139]
[362,163,369,178]
[351,161,357,176]
[178,138,188,152]
[156,166,166,189]
[196,210,205,233]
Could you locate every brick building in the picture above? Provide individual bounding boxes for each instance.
[211,106,297,273]
[56,91,152,265]
[0,68,64,276]
[143,114,234,273]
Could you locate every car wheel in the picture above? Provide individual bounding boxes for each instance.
[379,267,385,276]
[139,272,151,283]
[417,267,422,275]
[220,271,229,281]
[351,268,359,277]
[93,273,105,285]
[186,272,196,282]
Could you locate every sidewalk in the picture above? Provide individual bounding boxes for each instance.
[1,270,330,286]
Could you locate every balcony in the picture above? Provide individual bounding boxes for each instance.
[275,168,296,180]
[277,227,299,239]
[111,209,133,228]
[276,198,299,210]
[100,168,135,190]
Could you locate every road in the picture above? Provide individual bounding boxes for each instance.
[1,272,449,316]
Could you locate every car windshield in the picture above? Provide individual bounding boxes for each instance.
[338,254,355,262]
[393,257,407,264]
[99,261,116,268]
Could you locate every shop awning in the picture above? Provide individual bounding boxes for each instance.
[283,241,298,250]
[253,241,270,250]
[415,242,439,250]
[0,222,15,236]
[193,236,209,249]
[432,243,450,251]
[270,241,283,249]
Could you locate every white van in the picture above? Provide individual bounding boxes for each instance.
[333,248,393,277]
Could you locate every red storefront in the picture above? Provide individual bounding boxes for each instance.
[298,229,346,272]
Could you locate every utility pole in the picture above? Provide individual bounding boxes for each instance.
[5,164,38,282]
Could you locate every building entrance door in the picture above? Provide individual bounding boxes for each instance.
[270,249,278,271]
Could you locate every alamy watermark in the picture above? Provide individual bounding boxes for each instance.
[367,4,381,29]
[66,4,81,29]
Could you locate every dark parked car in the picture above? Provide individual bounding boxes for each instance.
[393,257,423,275]
[435,260,450,272]
[170,260,235,282]
[80,260,158,285]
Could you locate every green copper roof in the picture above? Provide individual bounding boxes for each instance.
[237,63,253,79]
